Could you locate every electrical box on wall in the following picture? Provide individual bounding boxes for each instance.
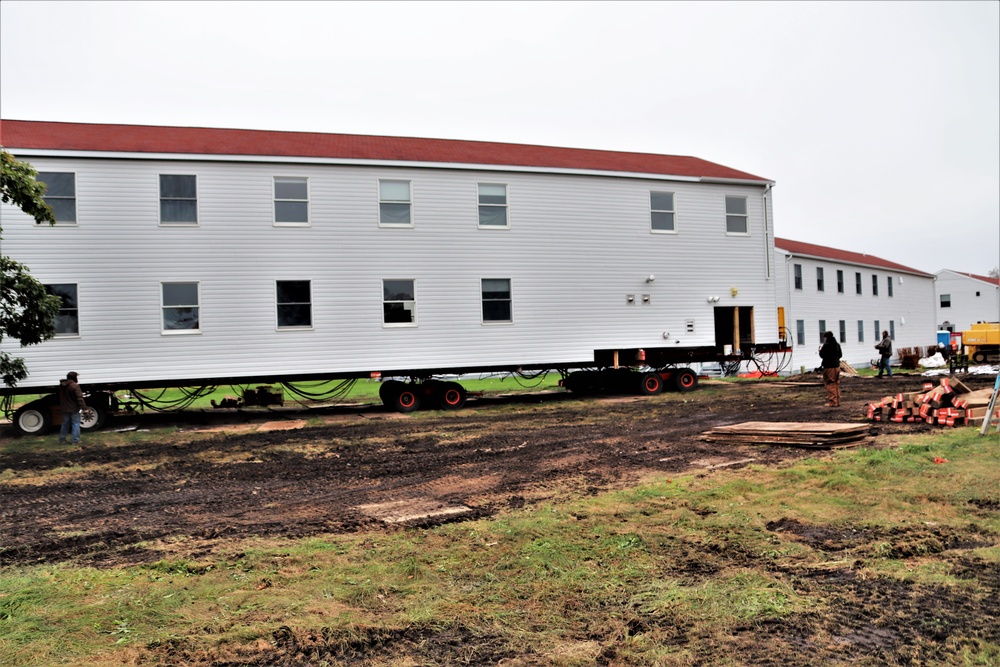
[686,319,695,333]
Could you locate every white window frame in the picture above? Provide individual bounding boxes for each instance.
[36,171,77,226]
[46,283,80,337]
[382,278,417,327]
[477,183,509,229]
[158,174,199,226]
[160,281,201,335]
[275,280,313,329]
[273,176,310,227]
[481,278,513,324]
[724,196,749,235]
[378,179,413,228]
[650,191,676,234]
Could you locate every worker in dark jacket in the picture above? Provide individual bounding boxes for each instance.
[58,371,86,445]
[819,332,843,407]
[875,331,893,378]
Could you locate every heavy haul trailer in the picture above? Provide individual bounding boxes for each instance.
[0,119,785,435]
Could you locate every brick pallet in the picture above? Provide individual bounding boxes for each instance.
[865,377,1000,428]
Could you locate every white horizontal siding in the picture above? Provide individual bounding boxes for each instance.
[2,156,778,387]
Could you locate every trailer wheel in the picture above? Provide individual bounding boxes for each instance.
[637,372,663,395]
[437,381,467,410]
[389,385,422,413]
[379,380,405,406]
[972,351,987,364]
[672,367,699,392]
[80,404,108,431]
[14,400,53,436]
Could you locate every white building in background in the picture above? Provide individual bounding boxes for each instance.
[774,238,936,372]
[934,270,1000,333]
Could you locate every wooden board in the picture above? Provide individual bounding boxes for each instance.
[700,421,870,449]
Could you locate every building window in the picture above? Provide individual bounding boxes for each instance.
[874,320,881,342]
[818,320,826,343]
[889,321,895,339]
[478,183,508,228]
[872,274,879,296]
[36,172,76,224]
[796,320,805,346]
[855,272,862,295]
[793,264,803,290]
[817,267,825,292]
[46,284,79,335]
[650,191,675,232]
[839,320,846,343]
[837,270,844,293]
[887,276,893,297]
[725,196,748,234]
[940,294,951,308]
[274,177,309,225]
[857,320,864,343]
[379,180,411,227]
[482,279,512,322]
[276,280,312,328]
[159,175,197,224]
[161,282,200,333]
[383,279,416,325]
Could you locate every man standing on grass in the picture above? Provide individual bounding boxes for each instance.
[819,331,842,408]
[58,371,86,445]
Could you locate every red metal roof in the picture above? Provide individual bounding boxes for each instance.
[0,119,770,183]
[774,237,933,277]
[943,270,1000,286]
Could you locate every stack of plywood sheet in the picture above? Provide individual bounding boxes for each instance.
[700,422,870,449]
[865,377,1000,427]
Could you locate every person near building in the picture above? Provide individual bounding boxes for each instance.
[57,371,86,445]
[819,331,843,407]
[875,330,893,378]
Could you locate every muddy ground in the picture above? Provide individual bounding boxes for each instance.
[2,372,998,666]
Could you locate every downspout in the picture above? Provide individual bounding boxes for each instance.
[763,183,773,279]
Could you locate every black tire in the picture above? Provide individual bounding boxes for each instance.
[389,384,422,413]
[14,400,53,436]
[379,380,405,406]
[971,351,987,364]
[672,367,699,392]
[437,381,467,410]
[637,372,663,396]
[80,403,108,431]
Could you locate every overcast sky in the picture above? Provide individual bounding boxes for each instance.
[2,1,997,275]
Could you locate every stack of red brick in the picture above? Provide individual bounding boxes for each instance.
[866,377,999,428]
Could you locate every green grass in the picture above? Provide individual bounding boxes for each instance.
[2,428,997,665]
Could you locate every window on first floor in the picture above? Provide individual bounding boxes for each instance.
[274,177,309,225]
[383,279,416,325]
[839,320,846,343]
[159,174,197,224]
[161,282,200,333]
[837,270,844,293]
[45,283,79,335]
[940,294,951,308]
[478,183,508,228]
[794,264,802,290]
[889,321,895,339]
[481,278,512,322]
[725,196,748,234]
[36,172,76,224]
[858,320,864,343]
[276,280,312,327]
[796,320,805,346]
[379,180,412,227]
[818,320,826,343]
[650,191,675,232]
[874,320,881,342]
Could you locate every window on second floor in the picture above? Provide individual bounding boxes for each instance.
[650,191,675,232]
[161,282,200,333]
[793,264,803,290]
[383,279,416,325]
[855,272,862,295]
[872,274,879,296]
[36,172,76,224]
[274,177,309,225]
[46,283,79,335]
[482,279,512,322]
[159,175,197,224]
[379,180,411,227]
[837,270,844,293]
[276,280,312,327]
[887,275,894,297]
[817,267,825,292]
[725,196,748,234]
[478,183,508,228]
[940,294,951,308]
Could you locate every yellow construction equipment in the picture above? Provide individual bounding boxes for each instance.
[962,322,1000,364]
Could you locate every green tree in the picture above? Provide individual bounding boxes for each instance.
[1,148,61,387]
